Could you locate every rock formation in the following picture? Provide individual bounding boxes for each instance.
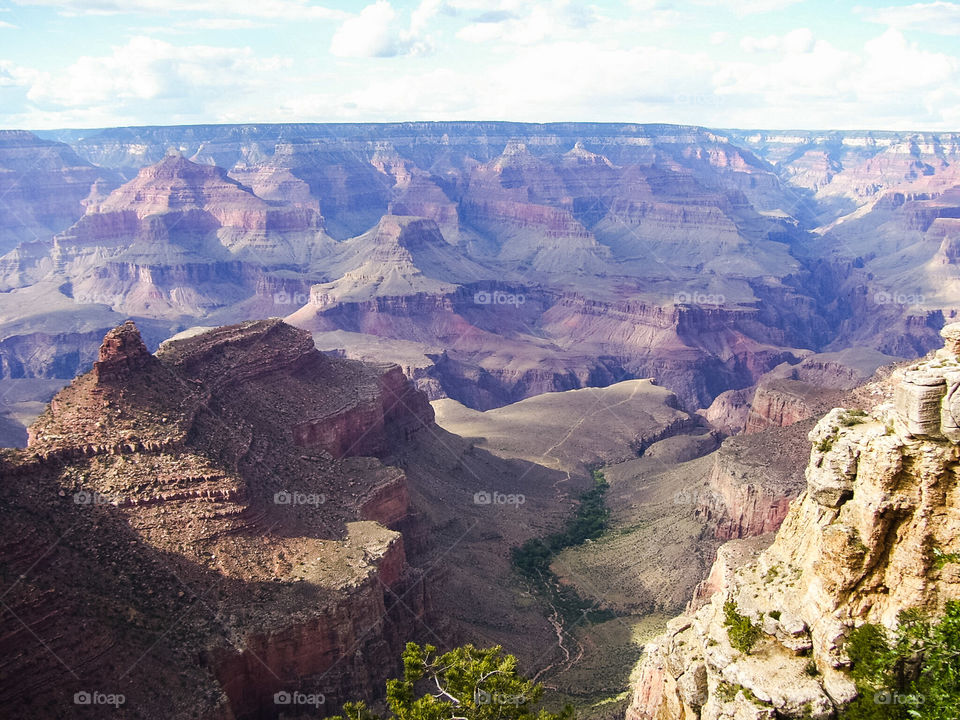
[92,319,153,381]
[703,350,897,436]
[695,422,810,541]
[0,130,117,254]
[0,154,334,319]
[0,319,436,718]
[3,122,959,434]
[626,323,960,720]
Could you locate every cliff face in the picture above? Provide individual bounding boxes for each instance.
[0,131,117,254]
[695,422,810,542]
[702,350,897,436]
[294,285,810,412]
[0,319,435,719]
[626,323,960,720]
[744,380,835,434]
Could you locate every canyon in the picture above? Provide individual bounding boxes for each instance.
[0,313,831,719]
[1,122,959,719]
[1,123,959,444]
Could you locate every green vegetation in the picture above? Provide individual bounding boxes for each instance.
[327,643,573,720]
[768,610,782,621]
[511,470,615,627]
[816,410,869,452]
[840,601,960,719]
[840,409,869,427]
[932,547,960,570]
[715,681,737,703]
[805,660,819,677]
[714,681,766,707]
[723,600,761,655]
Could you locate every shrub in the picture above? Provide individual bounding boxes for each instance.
[840,601,960,719]
[510,470,614,627]
[327,643,574,720]
[723,600,761,654]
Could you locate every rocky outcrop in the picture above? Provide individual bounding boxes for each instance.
[626,323,960,720]
[703,351,894,436]
[685,535,773,612]
[388,176,459,238]
[92,319,153,381]
[701,388,755,435]
[0,319,437,719]
[744,380,835,434]
[743,381,811,433]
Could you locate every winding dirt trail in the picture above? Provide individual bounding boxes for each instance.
[530,385,649,684]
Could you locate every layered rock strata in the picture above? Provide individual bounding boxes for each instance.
[0,319,435,719]
[626,323,960,720]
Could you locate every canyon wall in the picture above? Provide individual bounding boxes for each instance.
[626,323,960,720]
[0,319,438,719]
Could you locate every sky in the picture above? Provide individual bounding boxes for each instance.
[0,0,958,130]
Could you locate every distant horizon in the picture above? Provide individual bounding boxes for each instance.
[2,1,959,131]
[18,120,958,135]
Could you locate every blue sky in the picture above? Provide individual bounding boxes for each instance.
[0,0,958,130]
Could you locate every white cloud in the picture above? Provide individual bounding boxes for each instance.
[860,1,960,35]
[692,0,805,14]
[861,28,956,92]
[9,36,292,127]
[330,0,437,58]
[331,1,407,57]
[715,28,959,128]
[740,34,781,52]
[740,27,813,53]
[285,39,719,124]
[455,1,599,45]
[11,0,346,20]
[183,18,264,30]
[0,20,18,28]
[4,1,960,131]
[410,0,448,33]
[0,60,35,87]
